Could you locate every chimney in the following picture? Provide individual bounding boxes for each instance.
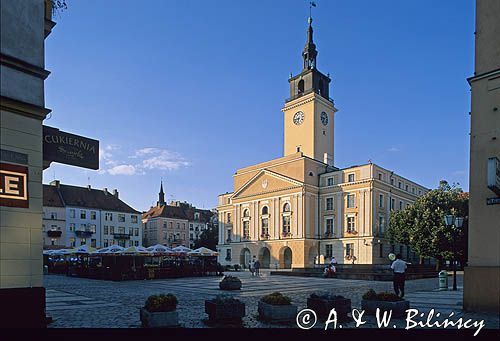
[103,188,108,195]
[113,189,119,198]
[87,185,91,191]
[50,180,60,188]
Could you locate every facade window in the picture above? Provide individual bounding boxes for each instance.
[348,173,355,182]
[346,243,354,257]
[169,222,173,228]
[110,226,115,234]
[261,218,269,237]
[118,226,125,234]
[326,218,334,235]
[390,178,394,186]
[135,240,139,247]
[190,233,194,240]
[104,240,109,247]
[131,215,138,224]
[183,223,186,229]
[80,210,86,219]
[227,213,232,223]
[227,229,232,242]
[80,238,86,246]
[379,244,384,258]
[226,249,232,261]
[346,216,356,232]
[90,211,96,220]
[243,209,249,217]
[405,185,409,191]
[378,173,383,181]
[412,187,415,194]
[283,203,291,212]
[398,181,402,189]
[69,209,75,218]
[70,237,76,247]
[134,228,139,236]
[91,239,96,247]
[105,213,113,221]
[282,216,291,235]
[379,194,384,208]
[379,216,385,233]
[176,223,180,229]
[118,214,125,222]
[243,221,250,239]
[391,198,395,210]
[326,197,334,210]
[347,194,355,208]
[325,244,333,258]
[69,223,75,232]
[399,201,403,210]
[194,212,200,220]
[51,239,55,245]
[89,224,96,233]
[262,206,268,215]
[327,177,334,186]
[50,212,57,219]
[418,190,422,195]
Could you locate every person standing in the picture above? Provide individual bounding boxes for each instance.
[254,259,261,277]
[249,259,255,276]
[391,253,407,297]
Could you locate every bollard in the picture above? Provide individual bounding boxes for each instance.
[438,270,448,291]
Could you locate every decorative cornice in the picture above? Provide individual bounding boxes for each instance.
[0,53,50,80]
[0,96,51,120]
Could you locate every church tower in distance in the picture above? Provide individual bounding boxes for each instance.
[282,16,337,166]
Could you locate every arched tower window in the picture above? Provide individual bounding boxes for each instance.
[283,203,291,212]
[318,79,324,96]
[243,209,249,218]
[298,80,304,95]
[261,206,269,215]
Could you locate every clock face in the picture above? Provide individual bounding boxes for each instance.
[321,112,329,126]
[293,111,304,125]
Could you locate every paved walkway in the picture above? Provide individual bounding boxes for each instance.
[44,271,498,332]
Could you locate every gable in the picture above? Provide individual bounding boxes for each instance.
[232,170,304,200]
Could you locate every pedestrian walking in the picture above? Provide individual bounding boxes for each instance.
[391,253,407,297]
[249,259,255,276]
[254,259,261,277]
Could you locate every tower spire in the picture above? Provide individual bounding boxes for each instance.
[303,15,318,70]
[157,180,166,207]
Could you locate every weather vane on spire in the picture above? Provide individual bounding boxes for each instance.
[309,1,317,20]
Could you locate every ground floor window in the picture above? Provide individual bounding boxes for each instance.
[325,244,333,258]
[70,237,76,247]
[91,239,96,247]
[346,243,354,257]
[225,249,232,261]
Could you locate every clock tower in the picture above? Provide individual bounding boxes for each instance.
[282,17,337,165]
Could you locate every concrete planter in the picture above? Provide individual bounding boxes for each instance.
[258,301,297,323]
[307,297,351,320]
[219,278,242,291]
[205,300,245,322]
[140,308,179,328]
[361,299,410,318]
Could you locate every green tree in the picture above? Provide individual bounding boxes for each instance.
[387,180,468,268]
[193,224,219,250]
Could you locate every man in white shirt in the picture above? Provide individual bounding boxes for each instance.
[390,253,407,297]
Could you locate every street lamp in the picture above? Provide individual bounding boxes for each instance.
[443,214,464,291]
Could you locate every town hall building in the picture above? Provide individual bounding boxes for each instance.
[216,17,428,269]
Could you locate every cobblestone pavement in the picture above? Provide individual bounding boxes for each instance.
[44,271,498,334]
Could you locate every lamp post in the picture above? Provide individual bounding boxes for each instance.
[444,214,464,291]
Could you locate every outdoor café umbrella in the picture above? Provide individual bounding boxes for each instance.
[95,245,125,254]
[70,244,96,254]
[188,247,218,256]
[121,246,150,255]
[146,244,172,254]
[172,245,192,253]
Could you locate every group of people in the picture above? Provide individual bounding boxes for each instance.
[323,256,337,278]
[248,256,261,276]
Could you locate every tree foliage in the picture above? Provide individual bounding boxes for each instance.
[387,180,468,264]
[193,223,219,250]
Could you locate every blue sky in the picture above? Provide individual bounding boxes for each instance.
[43,0,474,212]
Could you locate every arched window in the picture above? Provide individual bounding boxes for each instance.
[298,80,304,95]
[243,209,249,218]
[261,206,268,215]
[283,203,291,212]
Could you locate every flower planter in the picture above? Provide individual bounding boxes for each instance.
[205,300,245,323]
[361,299,410,318]
[140,308,179,328]
[258,301,297,323]
[219,277,242,290]
[307,297,351,321]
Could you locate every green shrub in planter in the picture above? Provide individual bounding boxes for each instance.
[361,289,409,317]
[258,292,297,323]
[141,294,179,327]
[219,275,242,290]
